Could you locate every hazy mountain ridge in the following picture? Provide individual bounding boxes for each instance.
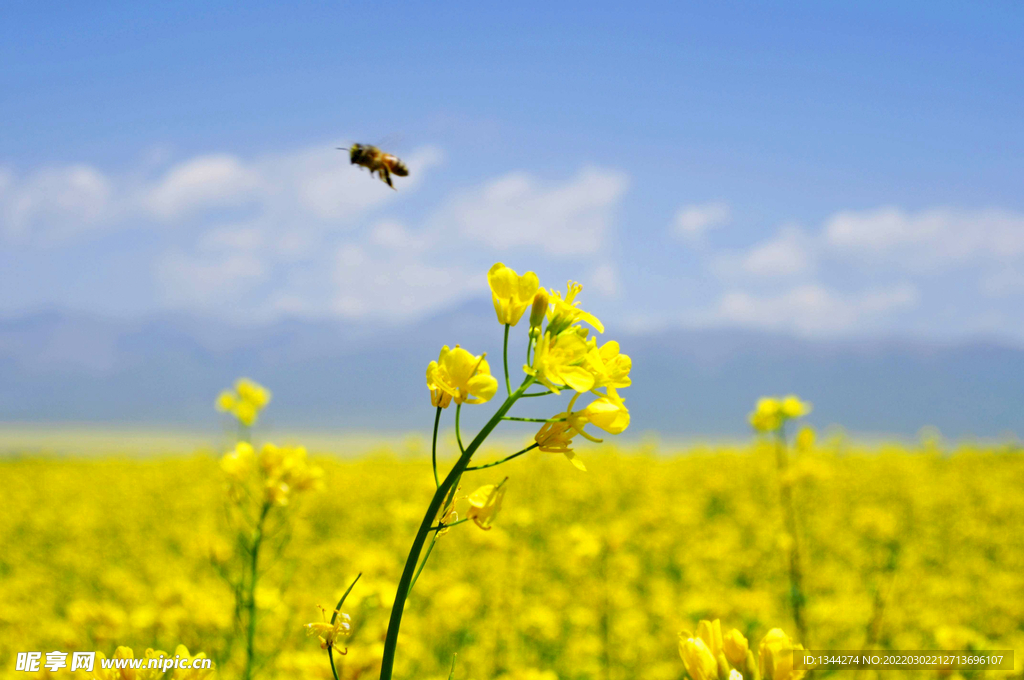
[1,303,1022,437]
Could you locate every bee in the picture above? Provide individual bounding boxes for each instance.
[338,143,409,190]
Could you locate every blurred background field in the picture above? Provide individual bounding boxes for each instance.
[2,435,1022,680]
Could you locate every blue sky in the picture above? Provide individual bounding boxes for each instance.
[2,3,1023,341]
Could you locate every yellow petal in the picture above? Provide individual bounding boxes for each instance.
[467,373,498,403]
[565,452,587,471]
[559,365,596,393]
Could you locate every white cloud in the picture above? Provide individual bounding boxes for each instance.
[1,165,113,243]
[439,167,629,255]
[3,145,632,323]
[741,227,813,277]
[672,202,730,239]
[144,154,261,220]
[331,244,483,320]
[711,283,918,335]
[0,142,444,246]
[825,207,1024,270]
[714,225,814,279]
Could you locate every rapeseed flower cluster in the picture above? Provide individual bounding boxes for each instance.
[749,396,811,434]
[216,379,272,428]
[356,262,634,680]
[680,619,805,680]
[214,385,323,680]
[749,395,814,646]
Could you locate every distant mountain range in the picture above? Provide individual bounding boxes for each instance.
[2,302,1022,439]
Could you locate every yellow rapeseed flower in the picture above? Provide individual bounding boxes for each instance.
[215,390,236,412]
[679,635,719,680]
[215,377,272,426]
[749,395,812,433]
[305,606,352,650]
[749,397,783,432]
[582,387,630,435]
[781,395,812,419]
[696,619,724,657]
[534,420,587,470]
[759,628,805,680]
[220,441,255,481]
[426,345,499,406]
[525,329,595,394]
[258,443,324,506]
[488,262,540,326]
[466,480,507,530]
[533,393,611,471]
[723,628,749,666]
[236,378,271,408]
[426,360,454,408]
[586,340,632,390]
[546,281,604,335]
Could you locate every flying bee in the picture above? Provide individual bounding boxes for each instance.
[338,143,409,190]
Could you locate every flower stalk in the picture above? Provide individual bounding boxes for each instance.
[242,500,271,680]
[378,376,534,680]
[373,264,632,680]
[775,428,808,647]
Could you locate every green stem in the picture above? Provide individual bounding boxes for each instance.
[409,534,438,592]
[455,405,465,453]
[431,407,442,488]
[519,390,554,398]
[467,443,539,470]
[327,573,362,680]
[775,427,809,646]
[501,416,564,423]
[503,324,512,396]
[429,517,470,531]
[378,377,534,680]
[242,501,271,680]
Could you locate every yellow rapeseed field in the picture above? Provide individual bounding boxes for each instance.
[2,436,1022,680]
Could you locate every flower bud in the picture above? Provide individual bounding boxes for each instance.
[529,289,549,333]
[759,628,804,680]
[679,636,719,680]
[723,628,749,666]
[697,619,724,656]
